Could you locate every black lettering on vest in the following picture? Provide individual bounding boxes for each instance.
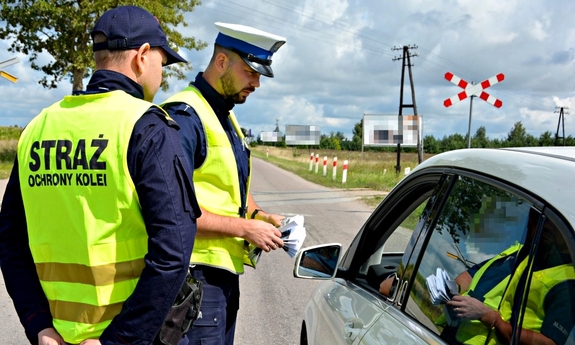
[82,173,90,185]
[56,140,72,170]
[96,173,107,186]
[41,140,56,170]
[90,135,108,170]
[35,174,46,186]
[73,139,89,170]
[29,141,41,172]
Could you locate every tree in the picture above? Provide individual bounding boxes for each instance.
[423,135,440,153]
[0,1,206,91]
[506,121,527,147]
[319,132,343,150]
[472,126,489,148]
[440,133,466,152]
[539,131,554,146]
[352,119,362,143]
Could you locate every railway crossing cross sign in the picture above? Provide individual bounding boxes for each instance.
[0,57,19,83]
[443,72,504,108]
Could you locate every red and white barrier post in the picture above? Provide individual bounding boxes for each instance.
[342,160,348,184]
[266,148,269,158]
[309,152,314,171]
[314,154,319,174]
[322,156,328,176]
[332,157,337,180]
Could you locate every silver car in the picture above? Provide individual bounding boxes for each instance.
[294,147,575,345]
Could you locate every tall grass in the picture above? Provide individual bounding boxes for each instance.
[0,127,22,179]
[251,146,429,192]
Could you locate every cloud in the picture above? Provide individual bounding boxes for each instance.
[1,0,575,142]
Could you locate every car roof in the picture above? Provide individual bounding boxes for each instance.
[412,147,575,228]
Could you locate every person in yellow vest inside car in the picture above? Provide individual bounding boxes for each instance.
[444,212,575,345]
[379,208,575,345]
[161,23,287,344]
[447,212,575,345]
[0,6,201,345]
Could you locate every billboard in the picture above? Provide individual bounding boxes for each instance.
[285,125,320,146]
[363,114,421,147]
[260,131,283,143]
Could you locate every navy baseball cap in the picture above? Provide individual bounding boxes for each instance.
[214,22,286,78]
[91,6,187,66]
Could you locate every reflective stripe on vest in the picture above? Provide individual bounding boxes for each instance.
[17,90,155,343]
[162,86,253,273]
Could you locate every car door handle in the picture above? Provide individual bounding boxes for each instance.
[343,318,364,342]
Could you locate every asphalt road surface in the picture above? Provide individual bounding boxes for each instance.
[0,158,386,344]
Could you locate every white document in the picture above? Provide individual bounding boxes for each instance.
[278,215,307,258]
[425,267,458,305]
[247,215,307,265]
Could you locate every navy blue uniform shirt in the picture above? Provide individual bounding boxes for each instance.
[0,70,200,344]
[163,72,250,217]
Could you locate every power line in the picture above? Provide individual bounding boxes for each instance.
[201,0,553,110]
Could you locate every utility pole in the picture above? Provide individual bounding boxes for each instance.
[274,118,280,148]
[554,107,570,146]
[466,88,476,149]
[392,44,420,173]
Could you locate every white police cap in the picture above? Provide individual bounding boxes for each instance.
[214,22,286,78]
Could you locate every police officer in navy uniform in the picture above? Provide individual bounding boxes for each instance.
[161,23,286,344]
[0,6,200,345]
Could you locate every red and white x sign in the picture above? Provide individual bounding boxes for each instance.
[443,72,504,108]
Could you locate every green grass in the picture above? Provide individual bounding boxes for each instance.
[250,146,428,209]
[0,127,22,178]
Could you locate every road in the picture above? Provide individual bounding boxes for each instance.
[0,158,385,344]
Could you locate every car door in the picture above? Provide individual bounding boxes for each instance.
[384,171,575,345]
[307,170,448,345]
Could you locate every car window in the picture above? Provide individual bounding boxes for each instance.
[355,174,448,296]
[402,175,537,341]
[359,195,431,292]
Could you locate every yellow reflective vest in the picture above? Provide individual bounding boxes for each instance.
[162,86,253,274]
[456,244,575,345]
[17,90,157,343]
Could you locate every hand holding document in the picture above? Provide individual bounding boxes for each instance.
[247,215,307,266]
[426,267,458,304]
[278,215,307,258]
[426,267,460,326]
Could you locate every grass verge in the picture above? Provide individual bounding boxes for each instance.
[250,146,427,208]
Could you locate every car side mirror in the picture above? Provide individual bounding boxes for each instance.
[293,243,342,279]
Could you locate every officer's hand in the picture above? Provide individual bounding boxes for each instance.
[245,219,284,252]
[265,213,285,227]
[252,209,285,227]
[80,339,101,345]
[38,327,65,345]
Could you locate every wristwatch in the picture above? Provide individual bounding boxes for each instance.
[251,209,263,219]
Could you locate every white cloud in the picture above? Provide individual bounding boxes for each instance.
[2,0,575,141]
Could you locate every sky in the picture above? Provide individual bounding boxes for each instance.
[1,0,575,141]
